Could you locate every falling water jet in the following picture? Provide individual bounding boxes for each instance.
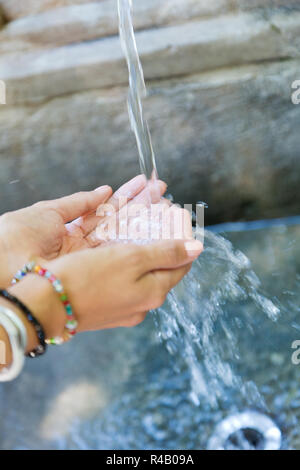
[118,0,158,183]
[118,0,280,409]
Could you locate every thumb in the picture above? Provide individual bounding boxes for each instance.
[52,186,113,223]
[137,239,203,275]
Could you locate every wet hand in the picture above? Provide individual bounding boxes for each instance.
[45,239,203,333]
[0,175,166,286]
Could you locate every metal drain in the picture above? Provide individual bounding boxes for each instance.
[207,411,282,450]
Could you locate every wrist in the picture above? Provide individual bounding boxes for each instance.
[7,274,66,354]
[46,258,83,334]
[0,214,33,287]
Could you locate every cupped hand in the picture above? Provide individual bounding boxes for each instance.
[0,175,167,285]
[9,238,203,351]
[66,175,167,250]
[84,178,192,247]
[46,239,203,333]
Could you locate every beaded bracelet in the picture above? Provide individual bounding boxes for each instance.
[12,262,77,345]
[0,289,46,358]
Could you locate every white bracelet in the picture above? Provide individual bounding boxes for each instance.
[0,306,27,382]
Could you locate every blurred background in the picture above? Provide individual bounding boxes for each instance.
[0,0,300,225]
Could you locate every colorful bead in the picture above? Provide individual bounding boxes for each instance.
[66,319,78,330]
[53,280,63,293]
[16,270,26,280]
[26,261,35,271]
[66,304,73,316]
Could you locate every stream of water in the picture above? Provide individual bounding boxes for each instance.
[117,0,280,409]
[118,0,157,181]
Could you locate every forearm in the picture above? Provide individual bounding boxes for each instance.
[0,274,66,371]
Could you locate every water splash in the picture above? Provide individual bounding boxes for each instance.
[155,229,280,408]
[118,0,280,409]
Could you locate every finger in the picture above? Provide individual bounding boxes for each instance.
[164,206,193,240]
[116,180,166,225]
[141,264,192,310]
[130,179,167,206]
[136,239,203,276]
[86,179,167,245]
[153,263,192,293]
[53,186,113,223]
[107,174,147,211]
[69,175,148,235]
[67,213,99,238]
[77,175,148,239]
[78,185,169,241]
[111,179,166,219]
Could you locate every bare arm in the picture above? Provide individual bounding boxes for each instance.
[0,274,65,370]
[0,240,202,374]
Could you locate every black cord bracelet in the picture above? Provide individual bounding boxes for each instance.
[0,289,47,358]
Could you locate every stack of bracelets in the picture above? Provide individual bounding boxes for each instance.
[0,262,77,382]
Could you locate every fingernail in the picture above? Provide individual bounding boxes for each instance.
[184,240,203,258]
[94,185,111,193]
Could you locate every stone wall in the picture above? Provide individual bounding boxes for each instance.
[0,0,300,224]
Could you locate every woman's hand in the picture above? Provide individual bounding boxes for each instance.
[67,175,167,249]
[55,241,202,331]
[10,239,203,347]
[0,185,112,286]
[0,175,166,286]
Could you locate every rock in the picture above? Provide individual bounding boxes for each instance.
[1,0,299,22]
[0,0,232,54]
[1,11,300,105]
[0,60,299,223]
[1,1,299,53]
[0,1,300,223]
[239,0,300,10]
[0,0,232,22]
[0,0,96,20]
[2,2,300,56]
[0,2,120,55]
